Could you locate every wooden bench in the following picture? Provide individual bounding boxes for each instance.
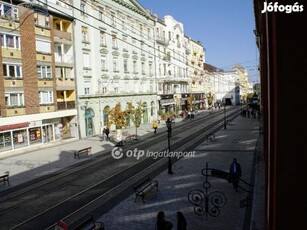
[206,133,215,142]
[134,177,159,203]
[0,172,10,186]
[72,216,104,230]
[124,134,136,144]
[74,147,92,159]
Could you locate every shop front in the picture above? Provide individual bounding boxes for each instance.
[0,122,55,153]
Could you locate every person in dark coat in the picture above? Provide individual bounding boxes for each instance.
[176,211,187,230]
[156,211,173,230]
[104,127,110,141]
[229,158,242,192]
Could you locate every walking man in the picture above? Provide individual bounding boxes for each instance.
[153,120,158,134]
[104,127,110,141]
[229,158,242,192]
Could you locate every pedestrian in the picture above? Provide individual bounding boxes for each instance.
[247,110,250,118]
[156,211,173,230]
[153,120,158,134]
[166,118,172,137]
[229,158,242,192]
[176,211,187,230]
[104,127,110,141]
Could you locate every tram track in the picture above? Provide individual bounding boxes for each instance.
[0,107,240,230]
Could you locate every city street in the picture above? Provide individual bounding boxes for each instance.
[0,109,264,230]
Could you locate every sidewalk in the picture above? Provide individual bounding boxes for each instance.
[96,115,263,230]
[0,110,210,191]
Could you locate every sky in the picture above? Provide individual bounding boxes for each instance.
[137,0,259,83]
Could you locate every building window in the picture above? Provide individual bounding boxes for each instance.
[0,3,19,20]
[113,59,118,72]
[133,61,137,73]
[83,53,90,69]
[3,64,22,78]
[147,28,151,39]
[124,59,128,72]
[101,57,107,71]
[111,12,116,26]
[141,62,145,75]
[131,20,134,32]
[84,80,90,95]
[82,26,89,43]
[39,91,53,104]
[5,93,24,107]
[36,40,51,54]
[112,35,118,49]
[0,33,20,49]
[34,13,50,28]
[99,7,104,21]
[102,87,107,94]
[121,19,126,30]
[100,31,106,46]
[114,87,118,93]
[37,65,52,79]
[139,24,143,36]
[80,2,86,15]
[149,63,153,76]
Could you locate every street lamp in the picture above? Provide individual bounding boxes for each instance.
[224,104,227,130]
[166,118,173,174]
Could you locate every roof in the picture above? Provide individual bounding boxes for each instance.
[203,63,223,72]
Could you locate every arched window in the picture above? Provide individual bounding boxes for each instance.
[103,106,110,126]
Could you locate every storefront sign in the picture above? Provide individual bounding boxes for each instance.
[29,120,42,128]
[0,123,29,131]
[160,99,175,105]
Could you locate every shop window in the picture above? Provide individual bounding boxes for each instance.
[29,128,42,143]
[13,129,28,149]
[0,132,12,151]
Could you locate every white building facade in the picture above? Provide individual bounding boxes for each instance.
[154,15,190,116]
[73,0,157,137]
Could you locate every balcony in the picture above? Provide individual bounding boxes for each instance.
[54,29,72,41]
[55,54,73,64]
[57,101,76,110]
[163,55,171,61]
[156,36,169,46]
[185,47,191,55]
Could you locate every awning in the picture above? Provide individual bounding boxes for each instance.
[0,123,29,131]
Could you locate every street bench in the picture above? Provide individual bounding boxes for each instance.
[206,133,215,142]
[134,177,159,203]
[69,216,104,230]
[0,172,10,186]
[74,147,92,159]
[124,134,136,144]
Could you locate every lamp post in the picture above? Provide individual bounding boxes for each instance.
[223,104,227,130]
[166,118,173,174]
